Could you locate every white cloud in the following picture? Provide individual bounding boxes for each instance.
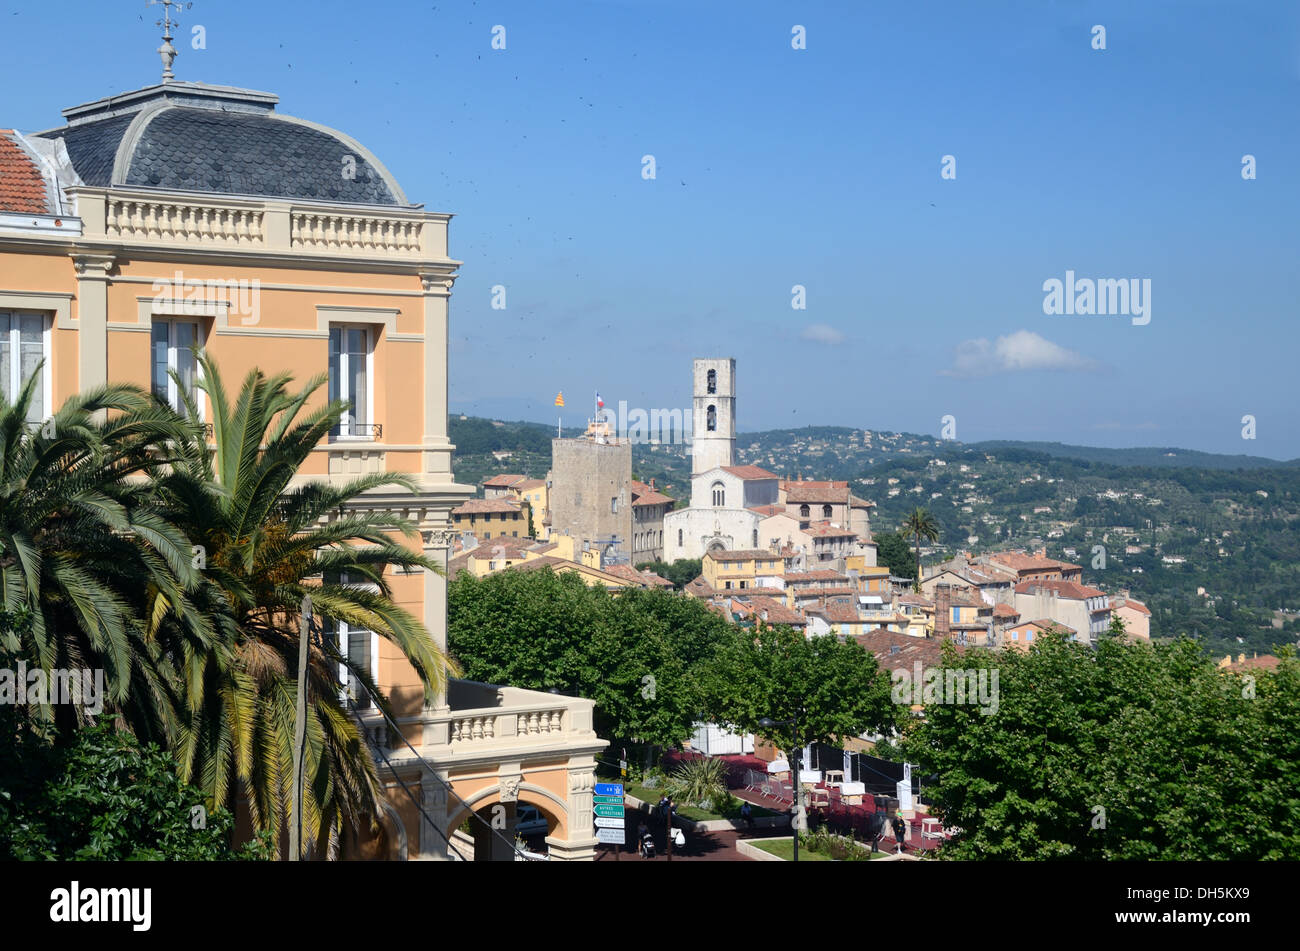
[801,323,845,345]
[941,330,1101,378]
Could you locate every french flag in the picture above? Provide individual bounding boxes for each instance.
[596,392,604,409]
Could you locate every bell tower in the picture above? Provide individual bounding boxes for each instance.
[691,358,735,475]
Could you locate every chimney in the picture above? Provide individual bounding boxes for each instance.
[935,583,952,640]
[1034,547,1047,559]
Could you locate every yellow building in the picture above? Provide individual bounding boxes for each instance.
[702,548,785,592]
[450,497,531,539]
[1,70,606,860]
[512,478,550,539]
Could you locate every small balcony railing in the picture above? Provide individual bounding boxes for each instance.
[330,422,383,440]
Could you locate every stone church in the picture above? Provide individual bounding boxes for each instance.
[663,359,777,561]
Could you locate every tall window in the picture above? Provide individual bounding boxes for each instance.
[822,504,833,519]
[799,504,810,519]
[152,319,199,417]
[0,312,47,424]
[706,368,716,394]
[323,573,376,710]
[329,326,371,437]
[706,405,717,432]
[678,529,683,546]
[711,482,725,507]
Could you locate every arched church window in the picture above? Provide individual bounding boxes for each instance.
[823,504,833,519]
[678,528,683,546]
[800,504,810,518]
[711,482,725,507]
[707,405,717,432]
[707,369,717,394]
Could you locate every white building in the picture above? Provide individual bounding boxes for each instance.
[664,358,779,561]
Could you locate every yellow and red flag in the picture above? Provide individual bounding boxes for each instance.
[554,392,565,407]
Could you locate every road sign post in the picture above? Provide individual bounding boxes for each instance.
[594,782,625,859]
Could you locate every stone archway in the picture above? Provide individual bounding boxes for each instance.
[449,784,568,861]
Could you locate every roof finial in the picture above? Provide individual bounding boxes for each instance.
[149,0,192,82]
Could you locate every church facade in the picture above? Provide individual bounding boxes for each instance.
[664,358,781,561]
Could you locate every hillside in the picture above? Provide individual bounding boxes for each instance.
[447,415,1300,658]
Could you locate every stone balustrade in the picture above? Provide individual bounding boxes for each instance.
[72,187,448,261]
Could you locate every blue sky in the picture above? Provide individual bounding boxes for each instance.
[5,1,1299,457]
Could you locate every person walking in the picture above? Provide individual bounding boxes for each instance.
[891,813,908,854]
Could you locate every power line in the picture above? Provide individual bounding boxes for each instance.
[317,621,541,861]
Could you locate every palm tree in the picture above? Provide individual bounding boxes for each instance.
[902,507,939,592]
[152,353,455,856]
[0,370,208,741]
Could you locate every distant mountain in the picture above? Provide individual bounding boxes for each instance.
[965,440,1298,471]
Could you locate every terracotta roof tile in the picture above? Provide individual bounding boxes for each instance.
[706,549,781,562]
[452,498,524,515]
[0,132,52,215]
[1014,579,1107,601]
[721,465,779,480]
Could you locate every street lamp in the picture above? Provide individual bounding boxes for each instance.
[758,714,801,862]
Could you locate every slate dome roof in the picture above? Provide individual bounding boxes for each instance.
[35,82,410,207]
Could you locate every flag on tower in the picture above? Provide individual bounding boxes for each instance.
[596,392,604,409]
[555,392,565,407]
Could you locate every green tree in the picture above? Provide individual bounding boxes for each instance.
[0,374,204,742]
[874,531,917,581]
[448,568,716,749]
[704,625,895,756]
[902,508,940,590]
[903,634,1300,859]
[634,558,702,589]
[151,354,452,857]
[0,713,269,861]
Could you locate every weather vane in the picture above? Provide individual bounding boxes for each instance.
[148,0,193,82]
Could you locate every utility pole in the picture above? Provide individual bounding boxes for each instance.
[289,594,311,861]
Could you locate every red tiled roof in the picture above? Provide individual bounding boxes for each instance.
[992,603,1020,618]
[1228,654,1282,671]
[1113,597,1151,616]
[1011,619,1077,635]
[785,484,849,504]
[1014,579,1107,601]
[684,576,716,598]
[0,132,51,215]
[785,570,847,582]
[738,594,806,627]
[721,465,779,481]
[513,478,546,491]
[630,482,675,506]
[852,630,965,674]
[989,551,1082,574]
[482,473,528,487]
[706,549,781,562]
[801,521,857,539]
[792,586,856,598]
[453,498,524,515]
[747,504,784,517]
[467,535,536,557]
[602,563,674,587]
[806,602,861,624]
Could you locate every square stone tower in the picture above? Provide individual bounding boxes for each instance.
[691,358,736,475]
